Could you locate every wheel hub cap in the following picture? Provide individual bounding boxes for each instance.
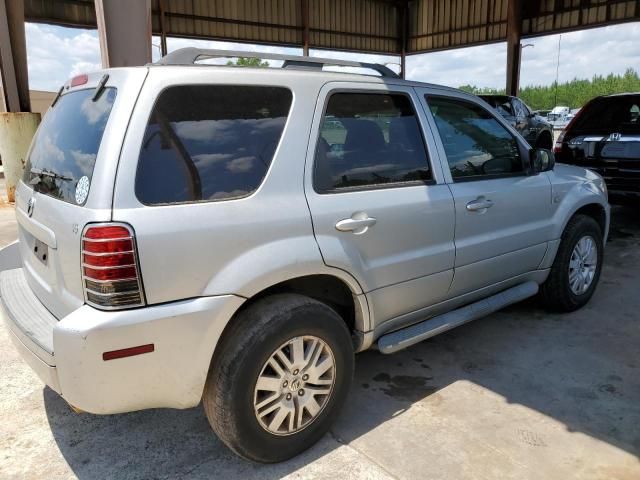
[253,335,336,436]
[568,235,598,295]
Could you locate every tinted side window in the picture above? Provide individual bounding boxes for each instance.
[136,85,292,205]
[512,98,527,118]
[427,96,523,180]
[314,92,431,192]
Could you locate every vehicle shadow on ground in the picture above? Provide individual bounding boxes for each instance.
[44,206,640,479]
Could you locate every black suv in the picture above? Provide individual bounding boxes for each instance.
[479,95,554,149]
[555,93,640,202]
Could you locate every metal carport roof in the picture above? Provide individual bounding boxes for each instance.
[2,0,639,112]
[22,0,640,56]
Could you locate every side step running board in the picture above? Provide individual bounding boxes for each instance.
[377,281,539,354]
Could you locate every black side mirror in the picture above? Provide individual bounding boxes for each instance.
[530,148,555,173]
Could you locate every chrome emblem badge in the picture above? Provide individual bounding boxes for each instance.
[26,197,36,217]
[610,132,622,141]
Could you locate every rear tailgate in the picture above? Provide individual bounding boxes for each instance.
[15,68,148,319]
[566,134,640,195]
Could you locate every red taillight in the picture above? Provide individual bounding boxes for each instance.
[83,238,132,254]
[84,226,130,239]
[554,131,565,153]
[82,224,145,309]
[70,74,88,87]
[83,252,135,267]
[554,103,588,154]
[83,266,138,281]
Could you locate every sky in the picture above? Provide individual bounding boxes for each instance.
[22,20,640,92]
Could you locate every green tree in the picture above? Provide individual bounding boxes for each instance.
[226,57,269,68]
[459,68,640,110]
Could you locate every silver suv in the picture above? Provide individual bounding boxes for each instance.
[0,49,609,463]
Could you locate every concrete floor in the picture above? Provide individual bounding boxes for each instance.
[0,203,639,480]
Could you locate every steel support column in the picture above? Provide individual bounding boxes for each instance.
[95,0,152,68]
[0,0,30,112]
[301,0,310,56]
[399,1,408,79]
[505,0,523,96]
[159,0,168,57]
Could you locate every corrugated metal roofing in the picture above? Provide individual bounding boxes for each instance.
[24,0,640,55]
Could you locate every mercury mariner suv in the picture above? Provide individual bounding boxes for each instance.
[0,49,609,463]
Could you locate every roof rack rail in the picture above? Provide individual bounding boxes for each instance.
[153,47,399,78]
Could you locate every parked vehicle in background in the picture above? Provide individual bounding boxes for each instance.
[548,106,570,124]
[534,109,552,118]
[1,48,610,463]
[555,93,640,202]
[479,95,554,149]
[566,108,581,122]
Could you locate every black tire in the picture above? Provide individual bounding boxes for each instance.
[203,293,354,463]
[535,131,553,150]
[540,214,604,312]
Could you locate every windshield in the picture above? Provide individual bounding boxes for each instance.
[573,95,640,134]
[23,87,117,204]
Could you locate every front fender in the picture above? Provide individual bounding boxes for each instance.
[550,180,610,241]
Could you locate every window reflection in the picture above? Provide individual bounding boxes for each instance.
[23,88,116,203]
[315,92,431,192]
[136,86,292,205]
[428,97,522,179]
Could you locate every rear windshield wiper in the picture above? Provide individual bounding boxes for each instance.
[92,74,109,102]
[28,168,73,185]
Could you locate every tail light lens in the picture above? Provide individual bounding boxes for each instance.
[554,104,588,154]
[82,223,145,310]
[554,130,565,153]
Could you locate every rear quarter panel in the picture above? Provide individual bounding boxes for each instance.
[112,68,367,323]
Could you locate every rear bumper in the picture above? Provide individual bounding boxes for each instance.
[0,268,244,414]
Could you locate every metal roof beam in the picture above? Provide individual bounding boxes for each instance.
[506,0,523,96]
[95,0,152,67]
[0,0,30,112]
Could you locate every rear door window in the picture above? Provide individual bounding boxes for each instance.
[314,92,431,192]
[23,88,117,204]
[136,85,292,205]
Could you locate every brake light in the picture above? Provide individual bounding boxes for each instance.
[82,224,145,309]
[554,103,588,153]
[70,74,88,87]
[554,130,565,153]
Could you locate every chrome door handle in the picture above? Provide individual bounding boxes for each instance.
[466,198,494,212]
[335,213,377,235]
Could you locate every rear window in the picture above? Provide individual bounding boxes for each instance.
[135,85,292,205]
[23,88,117,204]
[573,95,640,134]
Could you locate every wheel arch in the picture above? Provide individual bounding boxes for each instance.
[209,272,370,369]
[560,201,609,241]
[237,274,368,334]
[535,129,553,149]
